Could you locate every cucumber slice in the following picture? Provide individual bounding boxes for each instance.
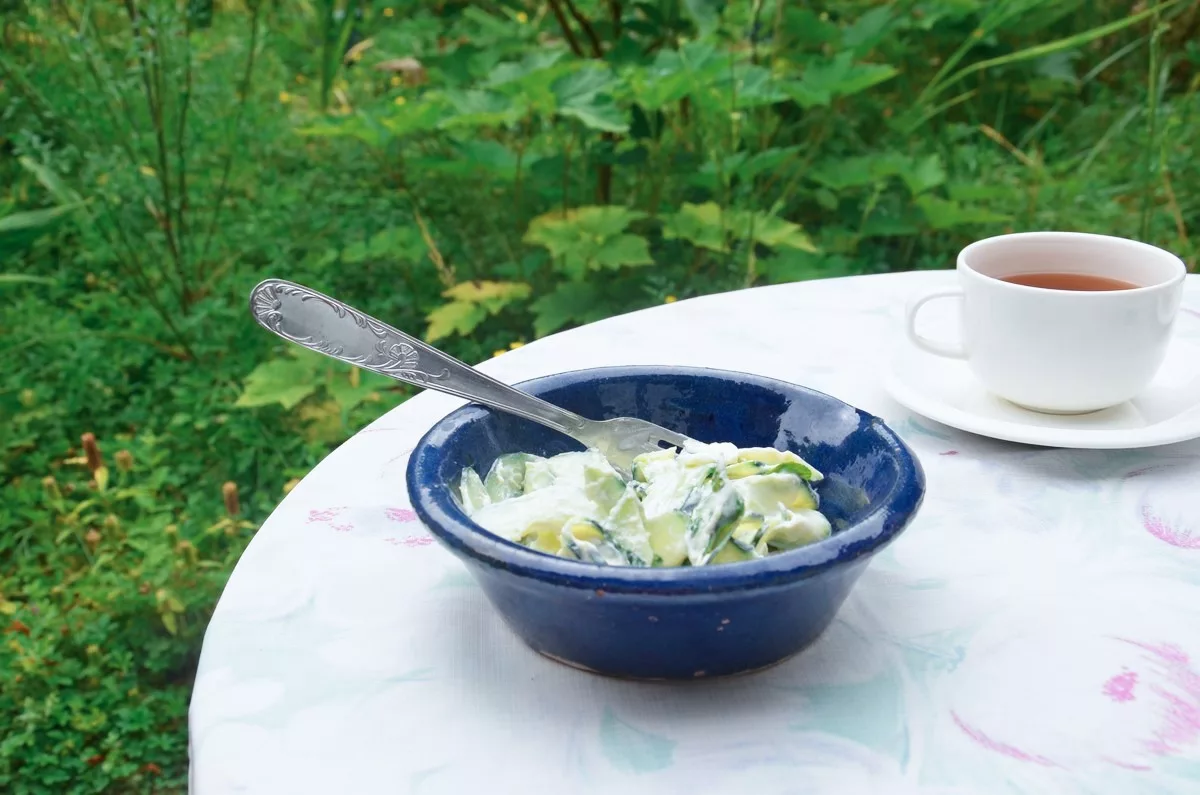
[631,448,677,483]
[519,521,567,555]
[733,472,818,515]
[457,467,490,516]
[522,457,556,492]
[730,514,765,553]
[725,460,766,480]
[471,486,596,543]
[755,508,832,554]
[684,470,745,565]
[484,453,539,501]
[765,460,823,484]
[678,441,739,469]
[679,466,718,513]
[603,487,653,566]
[561,518,628,566]
[708,541,755,565]
[564,517,605,543]
[646,511,688,567]
[584,462,626,515]
[737,447,823,482]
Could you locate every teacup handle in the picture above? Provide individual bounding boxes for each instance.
[906,289,967,359]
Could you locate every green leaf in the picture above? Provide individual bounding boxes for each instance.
[782,8,840,47]
[593,235,653,270]
[18,157,82,207]
[525,207,650,278]
[558,99,629,132]
[382,95,450,136]
[781,81,830,109]
[553,65,629,133]
[531,282,612,337]
[0,273,56,285]
[915,196,1011,230]
[714,65,788,110]
[327,370,391,413]
[628,42,729,110]
[487,50,567,87]
[439,90,524,130]
[527,206,646,244]
[425,281,532,342]
[299,114,389,148]
[841,7,895,55]
[808,153,906,191]
[899,154,947,195]
[662,202,728,252]
[552,64,618,102]
[342,227,425,264]
[0,203,83,235]
[683,0,724,36]
[736,212,818,252]
[789,52,898,106]
[663,203,816,253]
[442,280,532,310]
[425,301,488,343]
[236,356,323,410]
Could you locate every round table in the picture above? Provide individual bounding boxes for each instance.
[189,272,1200,794]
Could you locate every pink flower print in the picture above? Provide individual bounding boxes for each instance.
[1117,639,1200,757]
[307,507,354,533]
[384,534,433,548]
[1103,669,1139,703]
[307,507,347,524]
[951,712,1059,767]
[1132,464,1200,549]
[385,507,418,523]
[1142,504,1200,549]
[1102,756,1151,772]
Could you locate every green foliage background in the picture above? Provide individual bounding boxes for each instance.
[2,0,1198,790]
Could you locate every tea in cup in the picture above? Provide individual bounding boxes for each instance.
[905,232,1187,414]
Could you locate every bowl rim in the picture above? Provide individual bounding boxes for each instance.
[406,365,925,594]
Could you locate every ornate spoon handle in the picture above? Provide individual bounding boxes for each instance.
[248,279,587,436]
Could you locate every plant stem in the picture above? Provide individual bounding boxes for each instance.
[200,0,262,263]
[562,0,603,57]
[177,9,195,273]
[1141,6,1164,240]
[546,0,584,56]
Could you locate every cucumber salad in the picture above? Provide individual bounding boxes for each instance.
[454,442,832,567]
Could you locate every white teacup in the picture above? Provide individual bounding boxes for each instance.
[906,231,1187,414]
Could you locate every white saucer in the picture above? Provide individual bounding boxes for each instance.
[883,338,1200,450]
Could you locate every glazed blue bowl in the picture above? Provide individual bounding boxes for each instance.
[407,366,924,680]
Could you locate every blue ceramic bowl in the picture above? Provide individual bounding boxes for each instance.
[407,366,924,680]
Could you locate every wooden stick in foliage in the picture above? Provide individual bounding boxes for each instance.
[547,0,584,57]
[562,0,604,57]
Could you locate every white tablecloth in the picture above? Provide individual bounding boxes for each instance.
[189,272,1200,794]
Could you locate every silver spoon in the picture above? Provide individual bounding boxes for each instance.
[248,279,690,475]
